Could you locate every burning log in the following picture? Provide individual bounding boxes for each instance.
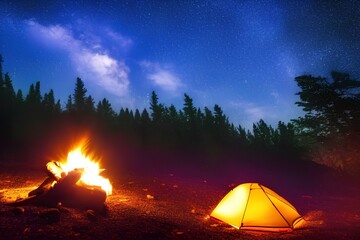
[11,140,112,212]
[46,161,65,181]
[28,161,64,197]
[11,163,107,212]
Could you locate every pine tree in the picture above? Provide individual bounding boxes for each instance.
[85,95,95,113]
[16,89,24,105]
[97,98,115,119]
[237,125,249,146]
[73,77,87,112]
[25,81,42,107]
[0,54,3,84]
[251,119,274,148]
[149,91,164,124]
[4,73,16,100]
[213,104,229,129]
[34,81,42,104]
[43,89,55,111]
[134,109,141,123]
[66,94,74,112]
[168,105,179,123]
[275,121,298,152]
[1,72,16,120]
[141,109,150,125]
[183,93,196,124]
[294,72,360,172]
[203,107,214,129]
[294,72,360,138]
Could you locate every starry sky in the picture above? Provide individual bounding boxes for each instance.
[1,0,359,128]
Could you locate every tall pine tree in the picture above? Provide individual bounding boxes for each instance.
[73,77,87,112]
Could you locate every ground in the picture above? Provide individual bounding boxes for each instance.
[0,162,359,240]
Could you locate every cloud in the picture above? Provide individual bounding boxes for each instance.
[25,19,130,97]
[230,100,278,128]
[231,101,265,120]
[106,29,133,49]
[26,20,76,49]
[140,61,184,94]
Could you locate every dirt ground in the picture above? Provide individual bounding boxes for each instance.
[1,164,359,240]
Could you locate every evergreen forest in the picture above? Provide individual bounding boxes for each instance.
[1,55,359,175]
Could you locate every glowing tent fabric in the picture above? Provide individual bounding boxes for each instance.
[211,183,304,232]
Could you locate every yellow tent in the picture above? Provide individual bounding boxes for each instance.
[211,183,304,232]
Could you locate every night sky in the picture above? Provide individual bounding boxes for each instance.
[1,0,359,128]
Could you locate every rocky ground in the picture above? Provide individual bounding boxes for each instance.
[0,162,359,240]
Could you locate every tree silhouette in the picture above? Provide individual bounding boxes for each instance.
[16,89,24,106]
[66,94,74,112]
[0,70,17,145]
[0,54,3,84]
[294,71,360,171]
[237,125,249,146]
[3,73,15,100]
[182,94,198,146]
[149,91,164,124]
[183,93,196,124]
[25,81,42,110]
[249,119,274,148]
[85,95,95,114]
[294,72,360,139]
[213,104,231,145]
[2,53,340,170]
[97,98,115,120]
[73,77,87,112]
[278,122,296,147]
[43,89,55,111]
[140,108,150,127]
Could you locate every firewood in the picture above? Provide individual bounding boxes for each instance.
[10,169,106,211]
[57,169,82,187]
[59,185,106,211]
[27,161,64,197]
[46,161,64,181]
[28,177,54,197]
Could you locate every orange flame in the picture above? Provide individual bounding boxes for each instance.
[60,140,112,195]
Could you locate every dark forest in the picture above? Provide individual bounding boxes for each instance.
[1,55,359,175]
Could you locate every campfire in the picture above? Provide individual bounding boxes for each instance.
[11,140,112,211]
[57,144,112,195]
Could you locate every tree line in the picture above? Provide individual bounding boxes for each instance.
[1,55,359,173]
